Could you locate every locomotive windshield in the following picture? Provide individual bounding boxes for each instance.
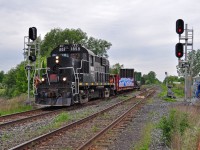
[52,53,69,57]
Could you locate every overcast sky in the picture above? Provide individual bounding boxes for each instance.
[0,0,200,81]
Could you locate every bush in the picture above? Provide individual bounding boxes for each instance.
[158,109,189,145]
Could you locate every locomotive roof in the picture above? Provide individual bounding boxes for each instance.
[51,44,95,56]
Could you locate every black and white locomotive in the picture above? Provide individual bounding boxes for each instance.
[35,44,115,106]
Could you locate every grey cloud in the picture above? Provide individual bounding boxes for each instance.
[1,0,200,81]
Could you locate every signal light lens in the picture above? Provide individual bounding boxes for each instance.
[29,55,36,62]
[29,27,37,41]
[176,19,184,34]
[56,56,59,59]
[175,43,184,58]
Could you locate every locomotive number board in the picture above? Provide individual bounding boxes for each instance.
[59,44,81,52]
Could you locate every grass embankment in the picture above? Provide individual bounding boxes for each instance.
[158,84,200,149]
[132,84,185,150]
[0,94,33,116]
[158,106,200,149]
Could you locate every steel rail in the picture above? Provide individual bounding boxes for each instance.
[0,108,45,119]
[0,108,64,128]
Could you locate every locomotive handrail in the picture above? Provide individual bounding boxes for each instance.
[76,59,90,74]
[75,59,90,94]
[76,59,89,72]
[32,67,51,95]
[35,67,51,85]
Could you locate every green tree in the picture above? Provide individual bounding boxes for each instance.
[110,63,124,74]
[3,68,17,97]
[0,71,4,83]
[41,28,87,56]
[85,37,112,58]
[3,62,27,97]
[148,71,157,84]
[163,76,183,85]
[142,71,159,84]
[188,49,200,77]
[41,28,111,57]
[142,74,149,84]
[14,62,28,96]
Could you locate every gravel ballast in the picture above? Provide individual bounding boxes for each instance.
[108,88,185,150]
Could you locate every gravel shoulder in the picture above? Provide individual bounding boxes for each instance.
[108,87,185,150]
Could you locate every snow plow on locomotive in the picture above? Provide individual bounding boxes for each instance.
[34,44,140,106]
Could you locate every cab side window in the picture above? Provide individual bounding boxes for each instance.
[82,53,88,60]
[90,55,94,66]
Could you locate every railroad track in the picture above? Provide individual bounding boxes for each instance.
[0,99,105,130]
[9,88,156,150]
[79,88,156,150]
[0,107,66,129]
[0,89,138,130]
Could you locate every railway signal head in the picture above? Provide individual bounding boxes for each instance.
[29,27,37,41]
[176,19,184,34]
[175,43,184,58]
[29,55,36,62]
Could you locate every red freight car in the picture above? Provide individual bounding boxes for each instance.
[110,68,137,93]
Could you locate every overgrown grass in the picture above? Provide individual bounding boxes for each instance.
[158,106,200,149]
[118,94,132,101]
[1,133,13,141]
[35,110,94,136]
[0,94,33,116]
[158,84,184,102]
[131,122,154,150]
[35,112,73,135]
[54,112,72,124]
[158,109,189,145]
[158,84,167,98]
[172,84,184,98]
[91,124,99,132]
[173,106,200,149]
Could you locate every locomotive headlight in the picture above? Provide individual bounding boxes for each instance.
[55,59,59,63]
[56,56,59,59]
[63,77,67,81]
[41,78,45,82]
